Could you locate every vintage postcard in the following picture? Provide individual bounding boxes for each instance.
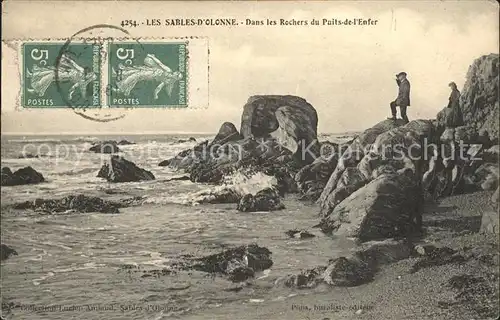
[1,1,499,320]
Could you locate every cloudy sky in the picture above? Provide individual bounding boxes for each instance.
[2,0,498,134]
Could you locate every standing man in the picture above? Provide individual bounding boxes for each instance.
[389,71,411,123]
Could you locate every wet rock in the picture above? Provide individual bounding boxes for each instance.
[319,172,421,241]
[410,246,466,273]
[191,244,273,282]
[165,175,190,182]
[197,188,241,204]
[97,155,155,183]
[480,211,499,234]
[237,188,284,212]
[1,166,45,186]
[323,257,373,287]
[285,229,315,239]
[295,141,341,201]
[1,244,18,261]
[12,194,121,214]
[158,159,171,167]
[117,140,135,145]
[460,54,499,144]
[89,140,120,153]
[240,95,320,164]
[283,266,326,289]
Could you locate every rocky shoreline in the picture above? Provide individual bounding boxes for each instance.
[1,54,498,319]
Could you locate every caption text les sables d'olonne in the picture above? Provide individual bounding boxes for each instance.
[120,17,379,28]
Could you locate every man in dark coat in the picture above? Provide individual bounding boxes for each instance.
[388,71,411,123]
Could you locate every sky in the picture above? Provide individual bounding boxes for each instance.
[2,0,499,135]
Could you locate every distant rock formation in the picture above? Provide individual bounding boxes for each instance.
[1,166,45,186]
[97,156,155,183]
[89,141,121,154]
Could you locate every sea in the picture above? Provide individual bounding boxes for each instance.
[1,132,359,320]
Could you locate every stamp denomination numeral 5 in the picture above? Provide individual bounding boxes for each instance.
[31,49,49,66]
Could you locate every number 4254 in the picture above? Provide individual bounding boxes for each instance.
[121,20,138,28]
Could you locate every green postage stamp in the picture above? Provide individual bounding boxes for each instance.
[108,42,188,107]
[22,42,101,108]
[20,38,207,109]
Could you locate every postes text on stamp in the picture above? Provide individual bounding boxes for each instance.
[107,42,188,108]
[22,42,101,108]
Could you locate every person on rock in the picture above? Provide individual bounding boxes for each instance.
[446,81,464,127]
[388,72,411,123]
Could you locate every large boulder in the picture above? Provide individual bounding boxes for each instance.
[319,172,421,241]
[211,122,242,146]
[318,119,406,206]
[89,140,120,154]
[97,156,155,183]
[240,95,320,164]
[1,166,45,186]
[460,53,499,144]
[319,120,434,217]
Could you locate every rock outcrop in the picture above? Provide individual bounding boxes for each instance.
[89,141,121,153]
[459,54,499,144]
[1,166,45,186]
[319,172,421,241]
[13,194,121,214]
[240,95,320,163]
[97,156,155,183]
[280,240,414,288]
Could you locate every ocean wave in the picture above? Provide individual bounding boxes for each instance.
[143,169,277,206]
[6,137,101,144]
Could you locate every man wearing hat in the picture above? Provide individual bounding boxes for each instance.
[389,72,411,123]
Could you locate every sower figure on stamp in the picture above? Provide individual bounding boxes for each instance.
[388,71,411,123]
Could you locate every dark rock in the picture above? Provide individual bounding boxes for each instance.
[191,244,273,282]
[237,187,285,212]
[323,240,414,287]
[1,166,45,186]
[158,159,171,166]
[410,246,466,273]
[89,140,120,153]
[459,54,499,144]
[283,266,326,289]
[240,95,320,164]
[165,175,190,182]
[97,155,155,183]
[285,229,315,239]
[295,141,340,201]
[117,140,135,145]
[1,244,18,261]
[197,188,241,204]
[13,194,121,214]
[212,122,242,147]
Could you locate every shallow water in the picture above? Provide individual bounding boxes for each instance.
[1,134,357,320]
